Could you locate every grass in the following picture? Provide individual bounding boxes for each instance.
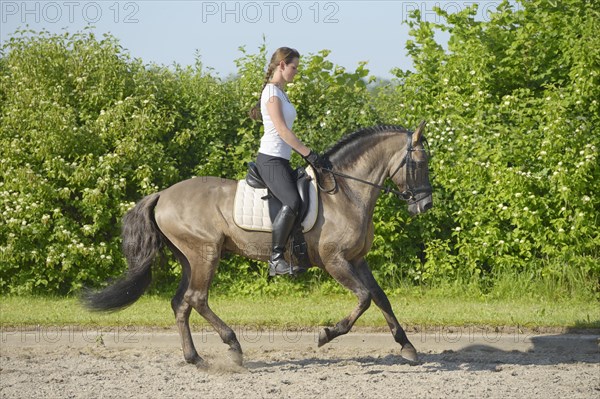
[1,291,599,331]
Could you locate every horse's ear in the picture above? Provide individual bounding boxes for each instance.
[412,120,427,146]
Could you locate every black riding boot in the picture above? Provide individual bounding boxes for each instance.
[269,205,298,276]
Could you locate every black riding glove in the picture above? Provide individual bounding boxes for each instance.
[304,151,331,170]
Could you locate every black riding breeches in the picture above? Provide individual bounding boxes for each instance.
[255,153,300,213]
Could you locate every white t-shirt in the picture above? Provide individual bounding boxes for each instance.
[258,83,297,160]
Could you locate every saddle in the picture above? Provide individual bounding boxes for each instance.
[245,162,314,224]
[233,162,318,269]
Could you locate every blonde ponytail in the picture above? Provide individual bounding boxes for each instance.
[249,63,276,121]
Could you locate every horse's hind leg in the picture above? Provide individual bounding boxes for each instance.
[354,258,418,362]
[172,297,205,366]
[184,245,243,366]
[169,246,205,366]
[318,255,372,347]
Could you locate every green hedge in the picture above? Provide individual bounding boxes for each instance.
[1,0,598,298]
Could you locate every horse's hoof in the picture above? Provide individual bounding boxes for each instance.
[185,354,201,364]
[401,343,419,363]
[228,348,244,366]
[194,358,210,370]
[186,355,208,369]
[318,328,331,347]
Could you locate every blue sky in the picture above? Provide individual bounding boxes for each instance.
[1,1,514,78]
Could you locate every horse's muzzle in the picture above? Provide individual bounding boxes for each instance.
[407,193,433,216]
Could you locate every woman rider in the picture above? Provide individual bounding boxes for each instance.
[249,47,327,276]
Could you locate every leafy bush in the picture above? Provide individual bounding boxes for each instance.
[1,30,182,293]
[372,0,599,296]
[1,0,598,299]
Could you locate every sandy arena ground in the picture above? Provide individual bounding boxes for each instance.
[1,326,598,398]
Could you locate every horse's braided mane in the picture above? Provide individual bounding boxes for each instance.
[324,124,409,160]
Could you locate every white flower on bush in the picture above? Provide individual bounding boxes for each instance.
[582,195,591,203]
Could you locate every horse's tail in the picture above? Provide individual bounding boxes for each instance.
[82,193,162,312]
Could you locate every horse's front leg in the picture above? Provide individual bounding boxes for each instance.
[318,255,372,347]
[354,258,418,362]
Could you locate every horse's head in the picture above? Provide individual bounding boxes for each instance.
[390,121,433,216]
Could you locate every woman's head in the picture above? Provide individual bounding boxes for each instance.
[270,47,300,66]
[267,47,300,82]
[249,47,300,120]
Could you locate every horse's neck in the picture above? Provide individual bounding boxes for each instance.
[339,167,385,214]
[332,133,405,211]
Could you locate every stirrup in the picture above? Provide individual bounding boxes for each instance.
[268,260,307,277]
[268,259,294,276]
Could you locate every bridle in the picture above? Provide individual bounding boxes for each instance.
[318,133,432,204]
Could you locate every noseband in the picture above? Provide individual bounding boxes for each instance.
[319,133,431,204]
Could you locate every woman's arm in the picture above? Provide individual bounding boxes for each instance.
[266,96,311,157]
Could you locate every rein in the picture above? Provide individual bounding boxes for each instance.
[320,168,415,201]
[317,135,430,203]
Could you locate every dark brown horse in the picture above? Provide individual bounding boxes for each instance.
[83,123,433,367]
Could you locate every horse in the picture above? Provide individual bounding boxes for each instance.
[83,123,433,367]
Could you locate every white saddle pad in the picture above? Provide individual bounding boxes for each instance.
[233,167,319,233]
